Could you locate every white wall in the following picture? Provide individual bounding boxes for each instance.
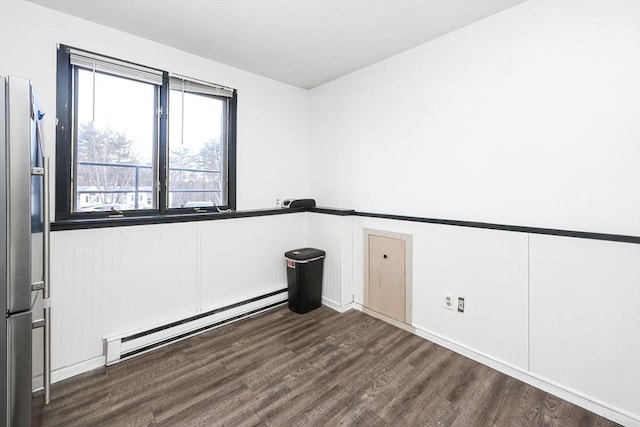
[351,218,529,369]
[0,0,310,211]
[4,0,639,423]
[0,0,312,389]
[309,0,640,237]
[316,215,640,423]
[530,235,640,418]
[308,2,640,421]
[50,213,307,373]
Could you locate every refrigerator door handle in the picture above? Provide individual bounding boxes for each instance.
[42,156,51,405]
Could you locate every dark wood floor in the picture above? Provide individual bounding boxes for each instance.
[32,306,617,427]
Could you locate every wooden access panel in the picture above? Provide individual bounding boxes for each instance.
[368,235,406,323]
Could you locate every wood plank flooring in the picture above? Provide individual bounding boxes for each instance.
[32,306,618,426]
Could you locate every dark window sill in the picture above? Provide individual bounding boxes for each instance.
[51,207,307,231]
[51,205,640,246]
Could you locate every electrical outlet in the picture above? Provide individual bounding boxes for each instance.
[275,198,281,207]
[444,294,454,310]
[458,297,465,313]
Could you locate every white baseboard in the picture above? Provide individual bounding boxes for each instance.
[32,289,289,392]
[33,355,105,391]
[347,304,638,426]
[33,295,638,425]
[321,296,341,312]
[361,307,415,334]
[321,296,354,313]
[410,324,640,426]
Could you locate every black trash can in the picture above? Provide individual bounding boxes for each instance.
[285,247,325,314]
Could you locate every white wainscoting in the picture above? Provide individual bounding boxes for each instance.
[306,212,354,307]
[45,211,640,424]
[51,222,197,371]
[411,223,529,370]
[352,217,529,370]
[529,235,640,421]
[196,214,307,311]
[49,213,307,374]
[349,216,640,424]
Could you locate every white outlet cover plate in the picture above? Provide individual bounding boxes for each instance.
[444,293,455,310]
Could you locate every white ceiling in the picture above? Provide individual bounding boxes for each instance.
[28,0,525,89]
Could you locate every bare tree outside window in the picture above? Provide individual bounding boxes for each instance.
[73,69,156,212]
[76,123,141,205]
[168,90,226,208]
[56,45,237,220]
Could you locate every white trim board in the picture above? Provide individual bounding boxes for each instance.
[32,355,106,392]
[32,298,636,424]
[321,296,352,313]
[347,302,638,426]
[412,325,639,426]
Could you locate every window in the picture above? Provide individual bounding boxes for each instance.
[74,68,157,212]
[168,77,230,208]
[55,45,237,221]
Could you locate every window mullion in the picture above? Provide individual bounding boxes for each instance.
[226,92,237,211]
[56,45,236,221]
[158,72,169,215]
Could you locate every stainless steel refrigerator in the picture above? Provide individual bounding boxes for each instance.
[1,76,51,427]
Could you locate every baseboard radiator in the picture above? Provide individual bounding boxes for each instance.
[104,289,288,365]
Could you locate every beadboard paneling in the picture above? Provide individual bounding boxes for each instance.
[49,215,307,372]
[50,223,198,370]
[197,213,307,311]
[306,213,347,306]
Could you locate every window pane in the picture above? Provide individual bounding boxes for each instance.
[74,69,157,212]
[168,90,226,208]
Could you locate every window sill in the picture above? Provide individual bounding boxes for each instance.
[51,207,307,231]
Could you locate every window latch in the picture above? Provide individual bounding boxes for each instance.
[108,207,124,218]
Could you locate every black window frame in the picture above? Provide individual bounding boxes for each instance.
[55,44,237,222]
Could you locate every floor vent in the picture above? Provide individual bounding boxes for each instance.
[104,289,288,365]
